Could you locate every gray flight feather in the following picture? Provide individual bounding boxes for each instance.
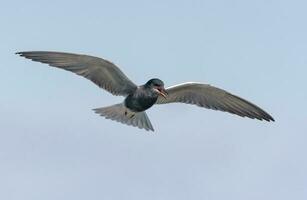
[16,51,137,96]
[156,82,274,122]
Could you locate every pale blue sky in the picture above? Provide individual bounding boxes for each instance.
[1,0,306,199]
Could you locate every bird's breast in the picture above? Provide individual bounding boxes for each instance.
[124,92,158,112]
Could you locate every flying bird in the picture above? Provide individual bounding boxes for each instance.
[17,51,274,131]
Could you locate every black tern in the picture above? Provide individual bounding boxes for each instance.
[17,51,274,131]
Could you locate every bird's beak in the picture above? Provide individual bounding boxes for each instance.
[155,87,168,99]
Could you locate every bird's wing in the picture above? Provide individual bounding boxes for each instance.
[16,51,137,96]
[156,82,274,121]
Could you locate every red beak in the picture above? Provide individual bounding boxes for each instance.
[156,87,168,99]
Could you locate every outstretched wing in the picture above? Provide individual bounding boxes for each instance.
[156,82,274,121]
[16,51,137,96]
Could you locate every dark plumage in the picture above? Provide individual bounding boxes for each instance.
[17,51,274,131]
[125,79,165,112]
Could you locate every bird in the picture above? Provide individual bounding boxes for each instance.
[16,51,274,131]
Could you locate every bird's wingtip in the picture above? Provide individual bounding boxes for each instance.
[15,51,25,56]
[265,112,275,122]
[264,115,275,122]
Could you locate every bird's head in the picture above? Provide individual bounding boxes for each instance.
[145,78,168,98]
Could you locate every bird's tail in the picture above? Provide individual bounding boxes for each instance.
[93,103,154,131]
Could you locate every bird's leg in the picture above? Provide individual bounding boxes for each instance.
[124,109,135,118]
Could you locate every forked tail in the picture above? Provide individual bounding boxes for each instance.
[93,103,154,131]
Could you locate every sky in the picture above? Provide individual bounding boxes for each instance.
[0,0,306,199]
